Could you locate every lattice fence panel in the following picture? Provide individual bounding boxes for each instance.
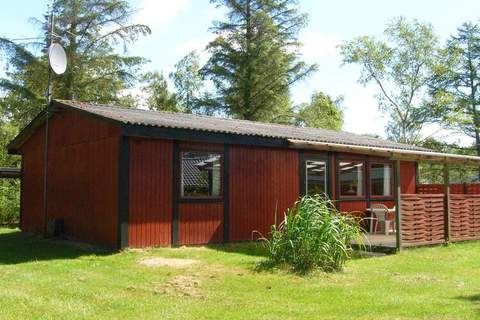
[450,195,480,241]
[400,194,446,246]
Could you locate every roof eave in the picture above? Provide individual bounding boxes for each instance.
[288,139,480,165]
[7,100,124,154]
[7,111,47,155]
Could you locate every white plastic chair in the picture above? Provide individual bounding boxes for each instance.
[370,204,395,235]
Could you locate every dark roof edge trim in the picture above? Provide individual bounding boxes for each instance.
[122,124,289,148]
[8,100,290,154]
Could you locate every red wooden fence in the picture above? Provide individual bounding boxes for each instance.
[417,183,480,194]
[399,193,480,247]
[400,194,445,246]
[450,195,480,242]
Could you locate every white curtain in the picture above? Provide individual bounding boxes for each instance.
[383,165,391,196]
[357,165,363,196]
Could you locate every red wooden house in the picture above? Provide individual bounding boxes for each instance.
[8,100,480,249]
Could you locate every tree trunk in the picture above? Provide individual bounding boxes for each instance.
[243,0,253,120]
[65,4,78,100]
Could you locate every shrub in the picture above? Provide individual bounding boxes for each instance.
[0,179,20,225]
[260,194,363,273]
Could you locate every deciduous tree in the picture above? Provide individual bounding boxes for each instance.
[340,17,439,144]
[142,72,179,112]
[169,51,205,114]
[294,92,343,130]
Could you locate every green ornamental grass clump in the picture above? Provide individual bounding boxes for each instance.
[262,195,363,273]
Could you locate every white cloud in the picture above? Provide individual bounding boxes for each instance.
[300,33,341,62]
[173,35,215,64]
[342,85,386,136]
[136,0,191,30]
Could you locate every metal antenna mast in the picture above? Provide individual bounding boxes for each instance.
[43,13,54,236]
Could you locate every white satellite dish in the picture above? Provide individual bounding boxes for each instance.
[48,43,67,75]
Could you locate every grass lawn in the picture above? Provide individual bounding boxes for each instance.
[0,227,479,320]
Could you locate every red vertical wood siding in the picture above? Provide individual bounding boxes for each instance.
[20,109,121,247]
[339,201,367,212]
[229,146,299,241]
[400,161,416,193]
[128,138,173,247]
[20,128,45,234]
[179,203,223,244]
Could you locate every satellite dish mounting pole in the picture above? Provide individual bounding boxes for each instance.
[43,12,54,236]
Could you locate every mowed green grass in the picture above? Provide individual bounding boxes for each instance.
[0,227,479,320]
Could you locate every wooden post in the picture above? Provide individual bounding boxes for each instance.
[394,160,402,251]
[444,163,451,243]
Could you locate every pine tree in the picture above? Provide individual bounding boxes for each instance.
[431,22,480,159]
[0,0,150,126]
[201,0,316,123]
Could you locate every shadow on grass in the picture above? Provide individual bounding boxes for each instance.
[457,294,480,302]
[0,229,113,265]
[456,294,480,309]
[456,294,480,314]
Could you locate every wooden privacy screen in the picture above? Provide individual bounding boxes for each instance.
[400,194,445,246]
[465,184,480,194]
[417,183,480,194]
[450,195,480,242]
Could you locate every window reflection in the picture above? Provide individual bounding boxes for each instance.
[370,163,392,197]
[306,160,326,196]
[339,161,364,197]
[181,151,222,197]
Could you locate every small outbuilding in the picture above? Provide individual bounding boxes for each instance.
[8,100,480,249]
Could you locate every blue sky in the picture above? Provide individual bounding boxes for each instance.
[2,0,480,143]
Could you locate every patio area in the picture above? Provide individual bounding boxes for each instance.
[363,233,397,248]
[352,233,397,253]
[363,233,397,249]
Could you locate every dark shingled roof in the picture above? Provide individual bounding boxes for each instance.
[53,100,430,152]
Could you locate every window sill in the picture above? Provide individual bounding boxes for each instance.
[339,195,365,199]
[179,197,224,204]
[337,197,366,202]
